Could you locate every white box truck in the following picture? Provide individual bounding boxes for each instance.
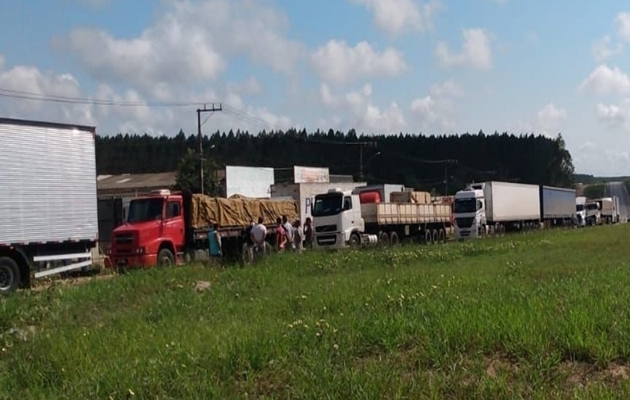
[311,185,452,249]
[453,181,541,239]
[0,118,98,292]
[454,181,577,239]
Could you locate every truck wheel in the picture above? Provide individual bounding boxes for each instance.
[424,229,432,245]
[378,231,390,247]
[349,233,361,248]
[157,248,175,267]
[432,229,439,243]
[438,228,446,244]
[0,257,20,294]
[389,231,400,246]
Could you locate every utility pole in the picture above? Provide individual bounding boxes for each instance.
[357,141,377,181]
[197,103,222,195]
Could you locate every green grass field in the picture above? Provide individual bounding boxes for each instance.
[2,226,630,399]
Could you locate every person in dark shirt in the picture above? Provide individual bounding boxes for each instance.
[303,217,314,248]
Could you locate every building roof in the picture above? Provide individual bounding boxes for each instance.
[97,172,177,191]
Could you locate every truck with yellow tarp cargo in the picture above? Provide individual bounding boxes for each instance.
[106,189,298,268]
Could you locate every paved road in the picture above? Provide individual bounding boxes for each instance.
[605,181,630,222]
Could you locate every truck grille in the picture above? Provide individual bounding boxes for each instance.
[455,217,474,228]
[316,234,337,246]
[315,224,337,233]
[114,233,134,245]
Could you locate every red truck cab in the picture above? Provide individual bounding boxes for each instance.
[108,190,185,269]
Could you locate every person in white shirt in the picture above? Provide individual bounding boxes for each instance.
[250,217,268,257]
[293,220,304,251]
[282,215,294,250]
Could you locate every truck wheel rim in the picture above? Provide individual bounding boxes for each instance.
[0,266,14,291]
[160,255,172,266]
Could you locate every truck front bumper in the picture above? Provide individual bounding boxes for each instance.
[454,227,477,240]
[109,254,158,269]
[314,233,347,249]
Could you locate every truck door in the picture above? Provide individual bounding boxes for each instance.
[164,199,185,251]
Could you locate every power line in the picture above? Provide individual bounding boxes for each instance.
[0,87,207,107]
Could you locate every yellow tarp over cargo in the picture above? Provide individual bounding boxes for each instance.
[190,194,299,229]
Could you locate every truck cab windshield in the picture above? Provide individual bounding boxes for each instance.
[312,194,343,217]
[576,204,585,212]
[453,198,479,213]
[127,198,164,223]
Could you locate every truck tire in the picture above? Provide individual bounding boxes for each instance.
[378,231,389,247]
[432,229,439,243]
[157,248,175,267]
[389,231,400,246]
[438,228,446,244]
[0,257,20,294]
[349,232,361,248]
[424,229,432,245]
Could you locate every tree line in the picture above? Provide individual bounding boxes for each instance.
[95,128,575,195]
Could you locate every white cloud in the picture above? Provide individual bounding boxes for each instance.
[317,83,406,134]
[504,103,567,137]
[592,36,623,62]
[537,103,567,136]
[573,141,630,176]
[616,12,630,43]
[0,55,290,136]
[580,64,630,95]
[596,100,630,131]
[435,28,493,69]
[408,80,464,133]
[349,0,441,36]
[311,40,407,85]
[55,0,305,98]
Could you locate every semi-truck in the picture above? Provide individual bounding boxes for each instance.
[594,196,620,224]
[270,181,367,224]
[107,190,299,269]
[453,181,576,239]
[311,185,452,249]
[0,118,99,293]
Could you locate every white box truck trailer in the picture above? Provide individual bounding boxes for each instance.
[539,185,577,227]
[0,118,98,293]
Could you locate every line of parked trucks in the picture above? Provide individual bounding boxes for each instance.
[0,117,625,293]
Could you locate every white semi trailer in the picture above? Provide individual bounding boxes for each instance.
[453,181,576,239]
[0,118,99,293]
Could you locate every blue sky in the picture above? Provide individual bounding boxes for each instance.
[1,0,630,176]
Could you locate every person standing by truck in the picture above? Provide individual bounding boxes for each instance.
[250,217,268,261]
[276,217,287,252]
[303,217,314,248]
[208,223,222,265]
[282,215,294,251]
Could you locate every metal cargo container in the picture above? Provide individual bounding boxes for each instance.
[0,118,98,245]
[484,181,540,223]
[539,186,576,220]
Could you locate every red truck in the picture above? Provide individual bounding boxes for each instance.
[106,189,298,269]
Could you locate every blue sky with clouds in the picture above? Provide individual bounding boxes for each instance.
[1,0,630,175]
